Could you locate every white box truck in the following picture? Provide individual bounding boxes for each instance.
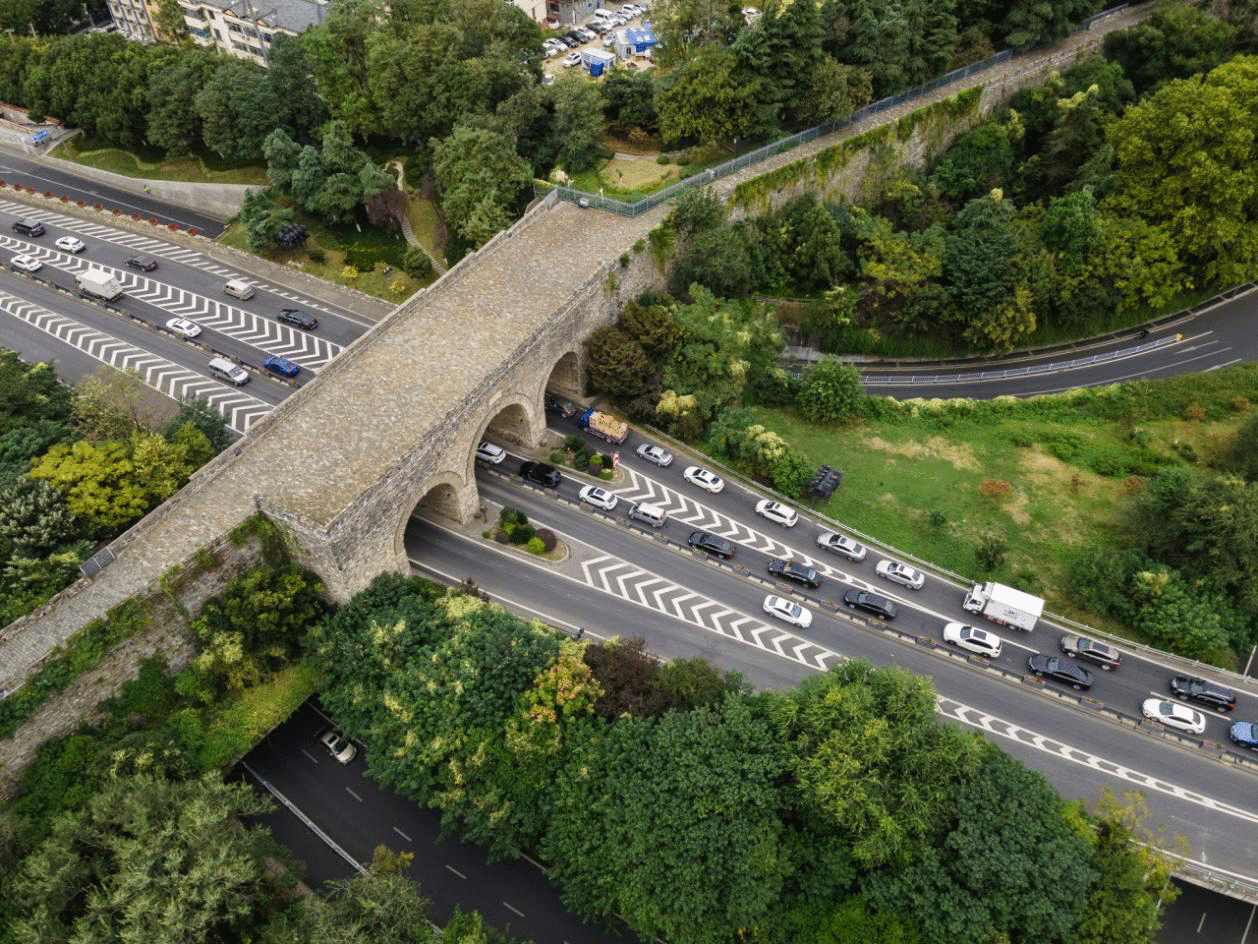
[962,581,1044,631]
[77,268,123,302]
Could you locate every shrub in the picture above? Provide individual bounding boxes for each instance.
[565,434,584,452]
[60,194,68,201]
[509,522,535,545]
[796,361,867,425]
[1008,431,1033,447]
[1123,476,1145,494]
[307,248,326,263]
[188,228,198,237]
[574,451,591,470]
[76,199,85,206]
[633,239,646,253]
[929,510,947,527]
[94,202,102,210]
[657,155,669,164]
[44,190,52,197]
[526,536,545,555]
[340,264,359,280]
[550,449,566,464]
[974,535,1008,572]
[1230,396,1250,412]
[499,507,528,528]
[677,155,691,166]
[1184,403,1206,421]
[494,529,510,544]
[979,479,1012,500]
[589,456,604,474]
[168,223,179,231]
[402,246,433,279]
[535,528,558,552]
[132,212,141,220]
[599,469,613,480]
[1041,431,1086,462]
[620,252,630,268]
[12,183,21,190]
[148,217,158,225]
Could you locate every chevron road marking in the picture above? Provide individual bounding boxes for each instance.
[0,290,272,434]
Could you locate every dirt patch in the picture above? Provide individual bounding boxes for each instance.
[862,434,983,472]
[599,155,676,190]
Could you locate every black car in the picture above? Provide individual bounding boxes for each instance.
[843,589,897,620]
[126,255,158,271]
[1058,634,1121,671]
[278,308,318,330]
[688,530,735,559]
[544,394,577,418]
[768,559,821,589]
[1170,676,1237,712]
[519,461,562,488]
[1027,654,1093,690]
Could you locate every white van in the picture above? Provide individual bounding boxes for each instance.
[223,278,255,300]
[208,356,250,386]
[592,7,615,19]
[629,501,667,528]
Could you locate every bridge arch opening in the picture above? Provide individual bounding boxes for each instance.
[547,350,582,400]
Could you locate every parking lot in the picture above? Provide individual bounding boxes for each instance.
[541,2,654,77]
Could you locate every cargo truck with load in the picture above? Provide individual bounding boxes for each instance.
[578,407,629,444]
[962,581,1044,631]
[77,268,123,302]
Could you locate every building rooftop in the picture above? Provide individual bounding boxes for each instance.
[189,0,329,33]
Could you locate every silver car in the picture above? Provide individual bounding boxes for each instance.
[635,443,673,467]
[816,531,866,561]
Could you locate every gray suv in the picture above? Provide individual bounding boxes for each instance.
[1058,634,1121,671]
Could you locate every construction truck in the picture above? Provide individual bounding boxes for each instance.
[578,407,629,444]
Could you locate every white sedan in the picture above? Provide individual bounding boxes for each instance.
[683,466,724,493]
[10,254,42,272]
[165,317,203,339]
[755,499,798,527]
[475,441,505,464]
[55,236,85,253]
[763,594,812,629]
[579,484,618,511]
[943,623,1003,658]
[816,531,866,561]
[876,558,925,590]
[636,443,673,467]
[1142,698,1206,735]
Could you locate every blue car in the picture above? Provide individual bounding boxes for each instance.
[1229,721,1258,749]
[262,354,300,377]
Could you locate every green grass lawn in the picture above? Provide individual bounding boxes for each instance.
[52,135,269,186]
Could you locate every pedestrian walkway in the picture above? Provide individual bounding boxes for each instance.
[386,159,448,276]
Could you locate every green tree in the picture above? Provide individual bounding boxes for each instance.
[146,50,219,155]
[266,33,327,140]
[657,44,765,146]
[162,394,232,454]
[433,123,532,247]
[0,351,72,434]
[931,121,1016,203]
[1040,188,1100,274]
[28,439,147,533]
[300,0,379,136]
[943,191,1032,350]
[548,74,605,173]
[601,68,658,134]
[1001,0,1095,50]
[195,60,282,161]
[1103,5,1240,95]
[0,475,79,560]
[1228,410,1258,481]
[238,189,298,252]
[584,325,654,399]
[267,870,436,944]
[771,448,815,497]
[797,57,873,125]
[796,360,866,424]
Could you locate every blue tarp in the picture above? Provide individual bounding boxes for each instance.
[622,23,656,52]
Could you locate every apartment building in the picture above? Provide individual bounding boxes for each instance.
[104,0,329,64]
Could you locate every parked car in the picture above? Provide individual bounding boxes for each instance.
[520,461,562,488]
[318,728,356,764]
[475,441,506,464]
[843,589,897,620]
[544,393,577,417]
[875,559,925,590]
[55,236,85,253]
[755,499,798,527]
[1229,720,1258,749]
[563,51,582,67]
[1142,698,1206,735]
[126,255,159,271]
[688,530,734,559]
[576,26,598,39]
[579,484,618,511]
[165,317,202,339]
[768,559,821,589]
[816,531,866,561]
[635,443,673,467]
[10,254,41,273]
[763,594,812,629]
[683,466,724,493]
[278,308,318,330]
[1026,654,1093,690]
[603,33,618,46]
[943,622,1003,658]
[1170,676,1237,712]
[262,354,301,377]
[1058,634,1121,671]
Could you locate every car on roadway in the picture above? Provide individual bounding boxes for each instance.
[520,461,562,488]
[755,499,798,527]
[1142,698,1206,735]
[544,393,578,417]
[1058,634,1121,671]
[683,466,724,493]
[475,441,506,464]
[875,558,925,590]
[10,254,42,273]
[1026,654,1093,691]
[1170,676,1236,712]
[1229,720,1258,749]
[278,308,318,330]
[816,531,866,561]
[55,236,85,253]
[763,594,812,629]
[943,622,1003,658]
[126,255,158,271]
[262,354,301,377]
[165,317,203,339]
[843,589,897,620]
[635,443,673,467]
[768,559,821,589]
[562,51,582,67]
[318,728,357,764]
[688,530,734,559]
[579,484,618,511]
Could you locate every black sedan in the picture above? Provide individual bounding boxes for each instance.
[1027,654,1093,691]
[843,589,897,620]
[519,461,562,488]
[278,308,318,330]
[767,559,821,589]
[126,255,158,271]
[1170,676,1236,712]
[687,530,735,559]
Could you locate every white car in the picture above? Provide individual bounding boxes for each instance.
[603,33,617,46]
[55,236,85,253]
[943,622,1003,658]
[683,466,724,493]
[816,531,866,561]
[876,558,925,590]
[1142,698,1206,735]
[562,51,582,67]
[318,728,357,764]
[165,317,203,339]
[10,254,41,273]
[755,500,798,528]
[579,484,618,511]
[763,594,812,629]
[635,443,673,467]
[475,441,505,464]
[576,26,597,40]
